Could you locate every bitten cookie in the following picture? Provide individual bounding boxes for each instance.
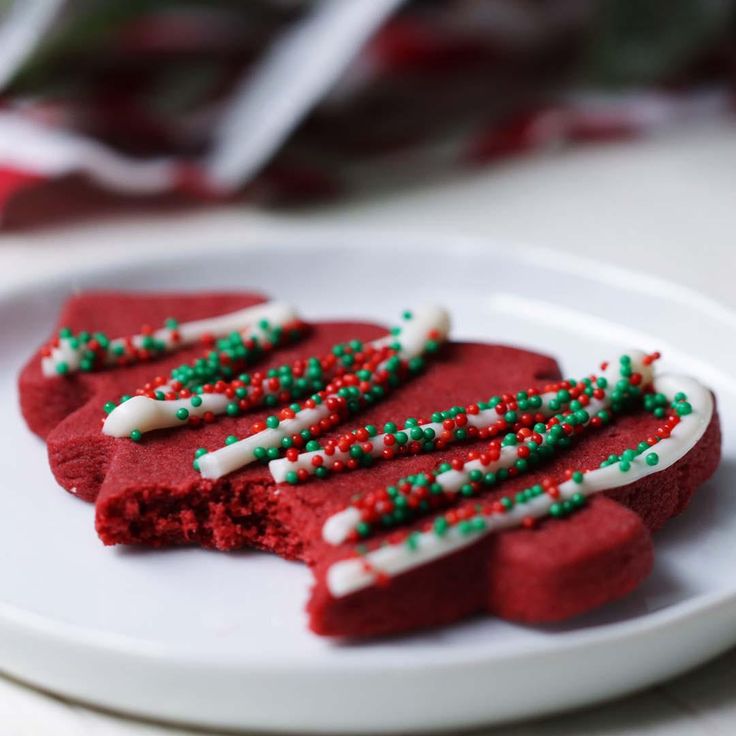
[19,292,721,638]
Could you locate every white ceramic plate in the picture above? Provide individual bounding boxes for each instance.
[1,230,735,734]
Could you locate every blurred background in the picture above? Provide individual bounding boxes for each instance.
[1,3,736,733]
[0,0,733,229]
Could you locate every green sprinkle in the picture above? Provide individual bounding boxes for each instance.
[433,517,449,536]
[406,532,420,550]
[410,426,424,441]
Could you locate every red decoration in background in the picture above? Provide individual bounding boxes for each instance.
[0,168,45,212]
[0,2,733,227]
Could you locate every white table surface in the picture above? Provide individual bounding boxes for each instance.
[2,120,735,735]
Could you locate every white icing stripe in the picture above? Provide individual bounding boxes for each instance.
[171,302,297,344]
[197,305,450,481]
[42,301,297,377]
[103,392,230,438]
[319,350,652,545]
[370,305,449,361]
[325,371,713,599]
[270,420,445,484]
[320,394,610,545]
[101,317,293,437]
[199,405,328,480]
[269,368,612,486]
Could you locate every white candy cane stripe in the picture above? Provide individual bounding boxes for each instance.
[43,301,297,377]
[0,111,176,194]
[326,372,713,598]
[197,305,450,480]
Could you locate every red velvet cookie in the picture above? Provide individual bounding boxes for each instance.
[19,292,721,639]
[302,406,720,636]
[20,291,268,442]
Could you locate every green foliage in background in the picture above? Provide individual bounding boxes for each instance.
[3,0,735,96]
[585,0,735,86]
